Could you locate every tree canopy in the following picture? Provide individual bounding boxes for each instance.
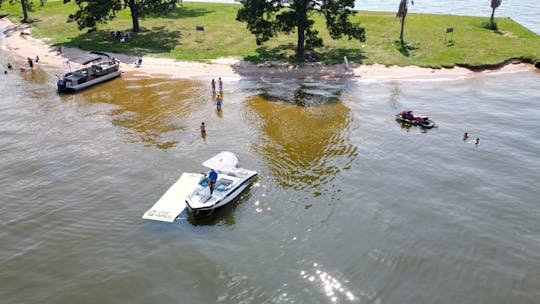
[73,0,177,32]
[236,0,365,61]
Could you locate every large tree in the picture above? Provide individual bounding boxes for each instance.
[0,0,46,23]
[73,0,177,32]
[396,0,413,44]
[489,0,502,27]
[236,0,365,61]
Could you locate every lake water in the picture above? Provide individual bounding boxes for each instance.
[1,17,540,304]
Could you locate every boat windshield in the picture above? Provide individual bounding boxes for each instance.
[199,177,209,187]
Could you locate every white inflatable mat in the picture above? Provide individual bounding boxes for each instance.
[142,172,203,222]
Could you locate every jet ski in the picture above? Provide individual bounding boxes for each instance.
[396,110,437,128]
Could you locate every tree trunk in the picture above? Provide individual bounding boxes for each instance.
[20,0,29,23]
[296,23,305,61]
[399,16,405,44]
[490,8,495,26]
[131,14,140,32]
[127,0,140,32]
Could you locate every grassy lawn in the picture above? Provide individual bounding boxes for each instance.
[1,1,539,67]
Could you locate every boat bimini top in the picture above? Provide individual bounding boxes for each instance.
[202,151,239,172]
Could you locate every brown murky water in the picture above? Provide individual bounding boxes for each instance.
[2,46,540,304]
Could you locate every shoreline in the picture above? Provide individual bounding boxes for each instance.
[1,18,535,81]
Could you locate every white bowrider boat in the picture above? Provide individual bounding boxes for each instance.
[186,151,257,214]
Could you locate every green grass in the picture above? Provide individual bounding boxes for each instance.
[1,1,539,67]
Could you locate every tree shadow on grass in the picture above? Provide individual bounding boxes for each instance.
[317,47,366,65]
[479,21,503,35]
[58,26,182,55]
[395,41,410,57]
[232,43,366,78]
[156,6,214,19]
[244,44,297,63]
[243,44,366,65]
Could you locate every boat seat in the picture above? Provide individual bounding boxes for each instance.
[215,179,233,191]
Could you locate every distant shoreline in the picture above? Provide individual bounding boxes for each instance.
[1,18,535,81]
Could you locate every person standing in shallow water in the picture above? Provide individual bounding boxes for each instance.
[218,77,223,91]
[211,78,216,92]
[215,94,222,111]
[200,122,206,135]
[463,132,469,140]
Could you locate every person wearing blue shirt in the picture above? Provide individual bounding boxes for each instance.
[208,169,218,194]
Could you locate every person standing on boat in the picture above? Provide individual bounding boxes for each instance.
[209,169,218,194]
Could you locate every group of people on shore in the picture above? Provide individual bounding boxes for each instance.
[200,77,225,138]
[3,54,39,74]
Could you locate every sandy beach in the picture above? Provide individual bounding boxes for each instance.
[1,18,534,80]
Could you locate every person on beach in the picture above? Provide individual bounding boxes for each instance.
[208,169,218,194]
[35,55,39,63]
[211,78,216,91]
[218,77,223,91]
[27,57,33,69]
[7,63,13,70]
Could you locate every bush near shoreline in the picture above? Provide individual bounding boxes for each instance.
[1,1,539,69]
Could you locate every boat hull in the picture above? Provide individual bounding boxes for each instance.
[58,70,122,92]
[186,173,257,214]
[395,114,437,129]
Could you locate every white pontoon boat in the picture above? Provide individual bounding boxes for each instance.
[57,52,122,92]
